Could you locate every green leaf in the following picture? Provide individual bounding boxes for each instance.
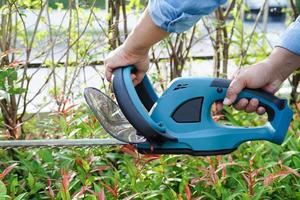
[31,182,45,194]
[82,160,90,173]
[282,151,300,161]
[227,192,242,200]
[14,192,28,200]
[8,177,19,197]
[8,87,26,94]
[201,191,217,200]
[27,173,35,189]
[0,180,7,196]
[293,156,300,168]
[38,149,54,163]
[55,2,64,10]
[0,68,18,81]
[253,187,266,200]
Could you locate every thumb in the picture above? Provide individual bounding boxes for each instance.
[223,77,246,105]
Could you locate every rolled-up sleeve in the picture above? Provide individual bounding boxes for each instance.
[148,0,227,33]
[278,16,300,56]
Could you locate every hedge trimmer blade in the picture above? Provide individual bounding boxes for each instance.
[84,87,146,144]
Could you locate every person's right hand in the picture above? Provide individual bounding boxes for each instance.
[219,47,300,115]
[222,60,284,115]
[104,44,149,86]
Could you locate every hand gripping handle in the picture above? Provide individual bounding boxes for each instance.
[112,66,178,144]
[210,78,293,144]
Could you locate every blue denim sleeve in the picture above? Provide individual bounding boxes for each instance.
[278,16,300,56]
[148,0,227,33]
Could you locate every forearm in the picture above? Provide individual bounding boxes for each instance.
[266,47,300,80]
[123,8,169,54]
[123,0,228,54]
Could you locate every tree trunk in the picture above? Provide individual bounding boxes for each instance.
[108,0,122,50]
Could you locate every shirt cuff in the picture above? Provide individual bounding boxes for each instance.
[148,0,227,33]
[277,16,300,56]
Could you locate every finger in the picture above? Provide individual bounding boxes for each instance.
[133,71,145,86]
[131,74,136,80]
[105,64,113,82]
[256,106,266,115]
[233,98,249,110]
[245,98,259,113]
[215,102,223,112]
[223,77,246,105]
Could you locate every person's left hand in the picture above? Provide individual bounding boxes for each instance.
[104,43,150,86]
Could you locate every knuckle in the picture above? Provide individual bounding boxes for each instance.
[226,87,235,97]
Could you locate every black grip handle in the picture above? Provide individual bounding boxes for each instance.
[210,78,287,121]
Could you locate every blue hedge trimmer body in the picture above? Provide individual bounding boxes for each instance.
[84,66,293,156]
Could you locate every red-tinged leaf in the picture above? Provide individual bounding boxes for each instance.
[197,167,209,173]
[92,116,97,123]
[75,158,83,167]
[216,155,222,163]
[91,166,110,173]
[8,60,24,67]
[87,156,93,165]
[252,167,264,177]
[120,145,137,157]
[276,170,290,176]
[185,184,191,200]
[177,194,183,200]
[249,158,254,166]
[99,189,105,200]
[73,186,88,198]
[263,170,291,186]
[217,162,239,171]
[208,166,218,184]
[47,178,55,198]
[228,155,233,163]
[190,178,200,185]
[0,163,17,180]
[60,169,70,193]
[282,165,300,178]
[222,165,227,178]
[63,98,69,105]
[64,104,77,113]
[263,174,273,186]
[99,181,118,197]
[242,173,250,185]
[143,154,160,163]
[206,156,212,163]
